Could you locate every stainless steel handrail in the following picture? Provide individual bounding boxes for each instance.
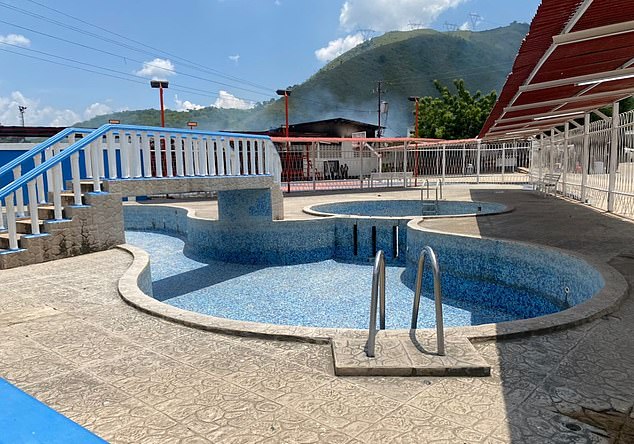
[365,250,386,358]
[411,246,445,356]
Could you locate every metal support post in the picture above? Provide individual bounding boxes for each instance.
[579,115,591,202]
[501,142,506,183]
[476,140,481,183]
[563,122,569,197]
[608,101,620,212]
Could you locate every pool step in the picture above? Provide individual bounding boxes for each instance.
[421,201,439,216]
[331,332,490,377]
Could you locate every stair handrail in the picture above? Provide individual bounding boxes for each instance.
[0,124,280,201]
[365,250,386,358]
[0,127,93,179]
[411,246,445,356]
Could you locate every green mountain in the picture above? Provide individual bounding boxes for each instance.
[78,22,529,136]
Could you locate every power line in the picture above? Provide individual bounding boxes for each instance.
[1,1,276,92]
[0,45,263,104]
[0,19,276,99]
[0,43,376,115]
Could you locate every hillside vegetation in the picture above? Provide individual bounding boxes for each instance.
[79,23,529,136]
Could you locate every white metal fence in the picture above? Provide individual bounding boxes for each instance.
[531,109,634,219]
[274,137,533,192]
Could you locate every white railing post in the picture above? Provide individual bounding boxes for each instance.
[581,114,590,203]
[121,133,131,179]
[563,122,569,197]
[257,140,264,175]
[476,140,481,183]
[175,135,184,176]
[249,141,256,175]
[232,141,240,175]
[6,195,18,250]
[52,164,63,220]
[192,137,201,175]
[106,131,117,179]
[13,166,25,217]
[71,152,82,206]
[403,142,408,186]
[199,137,209,176]
[34,153,46,204]
[501,142,506,183]
[141,132,152,178]
[539,134,544,180]
[608,101,620,212]
[165,135,174,177]
[548,128,556,174]
[153,134,163,177]
[84,144,93,179]
[27,181,40,235]
[442,144,446,182]
[183,137,194,176]
[218,139,226,175]
[91,141,102,192]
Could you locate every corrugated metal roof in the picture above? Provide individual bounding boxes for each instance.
[480,0,634,139]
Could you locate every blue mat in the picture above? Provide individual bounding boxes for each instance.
[0,378,107,444]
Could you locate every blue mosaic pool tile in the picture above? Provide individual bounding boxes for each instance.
[217,188,272,223]
[312,200,507,217]
[123,202,604,327]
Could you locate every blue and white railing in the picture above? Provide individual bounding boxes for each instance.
[0,124,282,250]
[0,128,93,220]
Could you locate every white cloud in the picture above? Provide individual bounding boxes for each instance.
[315,32,364,63]
[134,58,175,80]
[83,102,113,120]
[228,54,240,63]
[174,95,204,112]
[0,92,120,126]
[339,0,466,32]
[213,91,255,110]
[274,0,281,5]
[459,21,470,31]
[0,34,31,47]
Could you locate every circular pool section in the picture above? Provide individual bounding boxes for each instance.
[125,230,593,330]
[306,200,509,218]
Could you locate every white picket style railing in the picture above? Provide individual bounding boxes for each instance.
[0,124,282,250]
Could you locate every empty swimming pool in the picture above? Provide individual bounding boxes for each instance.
[125,228,600,330]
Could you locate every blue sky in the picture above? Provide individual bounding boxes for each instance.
[0,0,541,126]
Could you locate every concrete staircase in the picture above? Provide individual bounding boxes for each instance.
[0,182,124,270]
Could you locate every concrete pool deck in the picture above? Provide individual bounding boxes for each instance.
[1,184,633,442]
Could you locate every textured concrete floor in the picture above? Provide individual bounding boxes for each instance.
[2,185,633,443]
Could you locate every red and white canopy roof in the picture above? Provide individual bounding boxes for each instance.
[480,0,634,139]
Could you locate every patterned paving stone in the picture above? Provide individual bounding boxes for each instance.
[1,188,634,442]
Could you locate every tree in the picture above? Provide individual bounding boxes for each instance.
[414,79,497,139]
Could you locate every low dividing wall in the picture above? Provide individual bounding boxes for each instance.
[124,205,410,265]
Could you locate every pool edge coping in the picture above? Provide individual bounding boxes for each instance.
[302,199,514,220]
[116,228,628,343]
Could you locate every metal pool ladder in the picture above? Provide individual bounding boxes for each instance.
[411,246,445,356]
[364,250,386,358]
[421,179,442,216]
[364,247,445,358]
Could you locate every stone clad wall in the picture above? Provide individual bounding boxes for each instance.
[103,175,284,220]
[0,192,125,270]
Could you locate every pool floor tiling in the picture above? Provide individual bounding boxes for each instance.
[125,230,528,329]
[1,186,634,443]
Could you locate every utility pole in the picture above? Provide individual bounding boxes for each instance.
[375,81,384,138]
[18,105,27,127]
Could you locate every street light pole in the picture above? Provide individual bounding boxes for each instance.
[276,89,292,192]
[150,80,169,127]
[409,96,421,186]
